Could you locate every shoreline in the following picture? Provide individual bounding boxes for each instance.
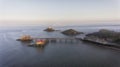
[80,38,120,49]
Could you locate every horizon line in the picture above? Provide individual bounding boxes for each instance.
[0,19,120,22]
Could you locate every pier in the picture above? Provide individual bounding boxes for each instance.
[33,37,80,43]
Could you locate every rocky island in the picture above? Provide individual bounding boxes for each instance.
[82,29,120,48]
[62,29,83,36]
[17,35,33,41]
[44,27,55,32]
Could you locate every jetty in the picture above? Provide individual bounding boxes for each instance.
[33,38,80,43]
[80,38,120,49]
[17,35,81,43]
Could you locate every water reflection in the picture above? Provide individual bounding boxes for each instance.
[48,39,80,44]
[35,47,45,53]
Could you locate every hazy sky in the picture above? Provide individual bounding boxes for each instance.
[0,0,120,26]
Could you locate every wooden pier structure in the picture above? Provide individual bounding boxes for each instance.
[33,38,81,43]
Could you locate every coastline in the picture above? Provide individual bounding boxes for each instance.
[80,38,120,49]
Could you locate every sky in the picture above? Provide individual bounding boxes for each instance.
[0,0,120,26]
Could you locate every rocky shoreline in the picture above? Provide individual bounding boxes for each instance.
[80,38,120,49]
[80,29,120,49]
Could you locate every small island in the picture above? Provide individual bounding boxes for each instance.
[62,29,83,36]
[82,29,120,48]
[44,27,55,32]
[28,39,48,47]
[17,35,33,41]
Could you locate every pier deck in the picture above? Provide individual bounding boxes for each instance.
[33,37,80,43]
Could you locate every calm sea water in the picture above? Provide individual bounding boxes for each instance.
[0,25,120,67]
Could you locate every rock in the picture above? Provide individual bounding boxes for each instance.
[85,29,120,43]
[17,35,33,41]
[61,29,83,36]
[44,27,55,32]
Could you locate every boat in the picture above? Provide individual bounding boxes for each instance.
[28,39,48,47]
[17,35,33,42]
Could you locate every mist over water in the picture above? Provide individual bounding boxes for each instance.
[0,25,120,67]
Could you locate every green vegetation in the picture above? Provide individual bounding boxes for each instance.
[62,29,83,36]
[85,29,120,44]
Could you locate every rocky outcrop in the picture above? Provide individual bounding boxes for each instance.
[44,27,55,32]
[61,29,83,36]
[17,35,33,41]
[85,29,120,43]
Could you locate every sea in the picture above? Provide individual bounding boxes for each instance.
[0,25,120,67]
